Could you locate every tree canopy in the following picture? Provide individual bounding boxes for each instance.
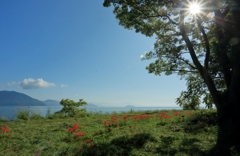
[56,99,87,117]
[103,0,237,109]
[103,0,240,154]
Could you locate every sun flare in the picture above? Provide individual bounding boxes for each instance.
[189,3,201,14]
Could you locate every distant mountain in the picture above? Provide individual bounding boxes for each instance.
[125,105,135,108]
[0,90,46,106]
[85,103,98,107]
[43,99,60,106]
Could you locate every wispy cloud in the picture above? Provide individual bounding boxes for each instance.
[8,78,55,89]
[8,82,17,87]
[61,84,68,88]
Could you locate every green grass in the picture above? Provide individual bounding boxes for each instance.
[0,109,218,156]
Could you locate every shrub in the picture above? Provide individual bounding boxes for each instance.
[16,109,30,120]
[183,110,217,133]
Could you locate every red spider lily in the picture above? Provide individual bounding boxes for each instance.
[67,127,75,133]
[67,123,79,133]
[159,114,171,119]
[73,123,79,129]
[122,116,129,119]
[90,144,95,147]
[131,114,150,120]
[160,112,166,115]
[185,111,193,115]
[103,120,110,126]
[111,116,118,123]
[173,111,181,116]
[0,126,11,133]
[75,132,86,137]
[85,139,93,143]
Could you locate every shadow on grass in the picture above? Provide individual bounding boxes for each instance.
[183,111,217,134]
[72,133,157,156]
[155,136,206,156]
[59,133,210,156]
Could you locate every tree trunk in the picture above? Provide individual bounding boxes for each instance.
[214,2,240,155]
[215,39,240,155]
[214,40,240,155]
[215,99,240,155]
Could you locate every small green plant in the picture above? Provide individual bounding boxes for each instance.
[16,109,30,120]
[30,113,44,120]
[55,99,87,117]
[45,107,56,119]
[0,117,7,122]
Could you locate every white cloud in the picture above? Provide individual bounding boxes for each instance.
[61,84,68,88]
[10,78,56,89]
[8,82,18,87]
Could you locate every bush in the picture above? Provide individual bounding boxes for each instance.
[16,109,30,120]
[183,110,217,134]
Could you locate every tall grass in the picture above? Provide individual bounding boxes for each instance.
[15,107,44,120]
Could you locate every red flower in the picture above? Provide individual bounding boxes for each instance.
[85,139,93,143]
[90,144,95,147]
[103,120,110,126]
[75,132,86,137]
[173,111,181,116]
[122,116,129,119]
[160,112,166,115]
[185,111,193,115]
[0,126,11,133]
[131,114,150,120]
[67,123,79,133]
[111,116,117,123]
[159,115,171,119]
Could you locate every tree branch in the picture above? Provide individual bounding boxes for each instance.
[214,10,232,88]
[176,56,197,70]
[197,18,210,70]
[162,69,198,73]
[149,5,179,25]
[222,2,231,17]
[131,5,178,25]
[179,10,221,107]
[179,11,203,74]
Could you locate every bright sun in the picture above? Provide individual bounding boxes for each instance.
[189,3,201,14]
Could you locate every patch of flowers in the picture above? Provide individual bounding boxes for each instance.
[0,125,11,133]
[65,111,195,154]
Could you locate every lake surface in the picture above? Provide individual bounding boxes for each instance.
[0,106,182,120]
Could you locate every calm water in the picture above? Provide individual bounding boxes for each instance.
[0,106,182,120]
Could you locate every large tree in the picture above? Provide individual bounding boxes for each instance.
[103,0,240,155]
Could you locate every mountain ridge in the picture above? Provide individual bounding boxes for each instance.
[0,90,46,106]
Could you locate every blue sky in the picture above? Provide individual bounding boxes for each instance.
[0,1,186,107]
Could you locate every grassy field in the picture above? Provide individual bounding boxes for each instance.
[0,109,218,156]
